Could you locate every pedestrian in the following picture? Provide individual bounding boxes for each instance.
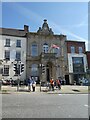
[11,78,13,87]
[28,76,33,91]
[50,77,54,91]
[32,78,36,92]
[56,79,61,90]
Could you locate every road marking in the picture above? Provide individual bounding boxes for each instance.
[84,104,89,107]
[58,94,62,95]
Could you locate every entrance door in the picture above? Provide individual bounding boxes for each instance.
[47,68,50,82]
[73,74,79,85]
[65,75,69,85]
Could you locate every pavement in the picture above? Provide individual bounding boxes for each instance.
[0,85,89,94]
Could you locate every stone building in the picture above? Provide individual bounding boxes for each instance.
[0,19,88,85]
[26,19,68,83]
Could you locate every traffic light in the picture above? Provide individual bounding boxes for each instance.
[14,64,17,73]
[21,64,24,73]
[13,64,20,75]
[42,65,45,73]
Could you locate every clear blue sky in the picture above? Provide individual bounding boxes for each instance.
[2,2,88,50]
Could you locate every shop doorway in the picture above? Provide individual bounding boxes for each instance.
[46,66,50,82]
[65,75,69,85]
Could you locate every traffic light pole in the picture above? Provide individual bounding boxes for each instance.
[16,61,20,92]
[17,74,20,91]
[14,61,24,92]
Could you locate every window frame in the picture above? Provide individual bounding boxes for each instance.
[16,40,21,47]
[31,43,38,56]
[3,65,9,76]
[71,46,75,53]
[78,47,83,54]
[43,43,49,53]
[4,50,10,60]
[5,39,10,47]
[15,51,21,61]
[31,64,39,76]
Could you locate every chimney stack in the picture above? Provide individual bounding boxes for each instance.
[24,25,29,32]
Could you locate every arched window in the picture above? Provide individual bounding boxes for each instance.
[31,43,38,56]
[43,43,49,53]
[31,64,38,76]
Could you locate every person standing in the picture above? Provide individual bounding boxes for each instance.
[50,78,54,91]
[28,76,32,91]
[32,78,36,92]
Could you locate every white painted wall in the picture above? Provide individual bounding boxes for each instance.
[0,35,26,81]
[68,53,88,73]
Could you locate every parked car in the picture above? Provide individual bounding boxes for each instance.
[11,80,18,86]
[2,80,11,85]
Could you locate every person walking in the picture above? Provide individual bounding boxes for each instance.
[50,78,54,91]
[56,79,61,90]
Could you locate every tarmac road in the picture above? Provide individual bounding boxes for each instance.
[1,92,89,118]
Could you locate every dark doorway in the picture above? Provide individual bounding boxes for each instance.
[47,68,50,82]
[73,74,79,85]
[65,75,69,85]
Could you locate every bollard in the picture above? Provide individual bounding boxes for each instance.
[40,82,41,92]
[0,80,2,91]
[17,79,20,91]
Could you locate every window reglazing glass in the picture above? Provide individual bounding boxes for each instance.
[79,47,83,53]
[43,43,49,53]
[16,51,21,61]
[72,57,84,72]
[5,39,10,47]
[31,64,38,76]
[4,65,9,75]
[31,44,38,56]
[5,50,10,60]
[71,46,75,53]
[16,40,21,47]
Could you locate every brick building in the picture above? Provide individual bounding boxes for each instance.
[86,51,90,69]
[66,41,88,85]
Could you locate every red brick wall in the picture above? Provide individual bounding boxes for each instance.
[86,52,90,69]
[66,41,86,53]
